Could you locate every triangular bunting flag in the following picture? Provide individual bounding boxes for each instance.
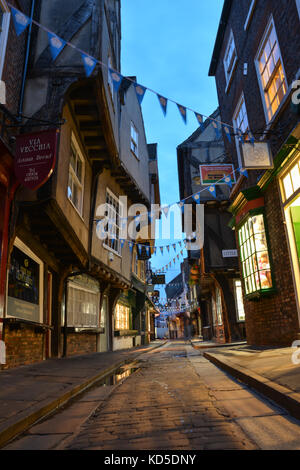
[166,246,170,253]
[162,206,170,218]
[180,250,183,256]
[208,185,217,198]
[128,241,134,252]
[109,68,123,93]
[48,32,66,61]
[11,7,31,36]
[134,83,147,105]
[211,120,221,139]
[172,244,176,252]
[120,239,125,249]
[173,258,176,265]
[195,113,205,130]
[177,104,187,124]
[192,192,201,204]
[237,128,244,143]
[177,254,179,260]
[177,201,185,213]
[248,131,255,144]
[153,247,157,255]
[81,53,97,77]
[223,125,232,142]
[238,168,249,178]
[138,244,143,255]
[223,175,233,188]
[157,94,168,116]
[160,247,164,255]
[145,246,150,256]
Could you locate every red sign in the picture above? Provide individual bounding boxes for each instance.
[14,129,59,190]
[200,164,236,185]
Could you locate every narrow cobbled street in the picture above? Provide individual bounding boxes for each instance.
[5,342,300,451]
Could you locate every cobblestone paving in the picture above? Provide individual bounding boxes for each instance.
[65,343,258,450]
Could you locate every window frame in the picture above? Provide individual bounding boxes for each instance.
[103,187,124,257]
[0,1,10,81]
[68,133,85,217]
[67,280,100,328]
[233,93,250,168]
[130,121,139,159]
[237,209,276,299]
[223,30,238,93]
[234,279,246,322]
[255,17,288,124]
[296,0,300,20]
[114,302,130,331]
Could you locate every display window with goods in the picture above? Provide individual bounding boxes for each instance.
[237,210,276,299]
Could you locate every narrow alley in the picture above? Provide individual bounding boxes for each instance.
[5,341,300,451]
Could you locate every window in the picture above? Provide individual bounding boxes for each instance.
[68,134,84,215]
[67,277,100,328]
[256,19,287,122]
[238,213,274,297]
[234,280,245,322]
[108,55,114,98]
[7,238,43,324]
[115,303,130,330]
[0,2,10,80]
[244,0,257,31]
[282,156,300,201]
[103,188,123,256]
[216,288,223,325]
[223,30,237,90]
[233,94,250,139]
[130,122,139,158]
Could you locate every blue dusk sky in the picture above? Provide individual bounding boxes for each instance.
[121,1,223,289]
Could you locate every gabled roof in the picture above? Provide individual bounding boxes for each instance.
[208,0,233,77]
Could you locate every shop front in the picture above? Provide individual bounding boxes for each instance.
[279,149,300,328]
[113,293,139,351]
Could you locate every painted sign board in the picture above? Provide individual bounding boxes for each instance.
[200,164,236,185]
[14,129,59,190]
[152,275,166,285]
[240,142,273,169]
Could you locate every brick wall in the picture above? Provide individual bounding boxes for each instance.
[63,333,98,357]
[2,324,45,369]
[241,179,299,346]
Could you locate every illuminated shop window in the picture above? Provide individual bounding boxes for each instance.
[115,303,130,330]
[238,213,274,297]
[282,157,300,201]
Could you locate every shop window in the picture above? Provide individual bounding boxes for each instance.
[67,276,100,328]
[282,158,300,202]
[234,279,245,322]
[130,122,139,158]
[255,18,287,122]
[68,134,85,215]
[238,213,274,297]
[115,303,130,330]
[7,238,43,323]
[0,2,10,80]
[103,188,123,256]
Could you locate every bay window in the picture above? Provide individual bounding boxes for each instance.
[238,212,274,297]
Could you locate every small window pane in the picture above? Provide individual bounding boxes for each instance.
[283,173,293,200]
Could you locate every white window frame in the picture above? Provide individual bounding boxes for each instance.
[223,30,238,93]
[0,1,10,81]
[68,132,85,217]
[255,16,288,124]
[67,281,100,328]
[103,187,124,257]
[234,279,246,322]
[233,93,250,168]
[130,121,139,159]
[6,237,44,324]
[244,0,257,31]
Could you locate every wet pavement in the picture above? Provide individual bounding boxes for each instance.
[4,341,300,450]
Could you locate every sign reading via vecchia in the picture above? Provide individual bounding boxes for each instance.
[14,129,59,191]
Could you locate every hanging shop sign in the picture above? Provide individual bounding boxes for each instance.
[240,142,273,170]
[200,164,236,186]
[152,274,166,285]
[14,129,59,191]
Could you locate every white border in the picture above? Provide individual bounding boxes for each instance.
[6,237,44,324]
[254,16,288,125]
[68,131,85,217]
[223,30,238,94]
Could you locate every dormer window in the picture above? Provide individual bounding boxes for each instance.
[130,122,139,159]
[224,30,237,92]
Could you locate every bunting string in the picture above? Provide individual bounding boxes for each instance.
[9,3,244,135]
